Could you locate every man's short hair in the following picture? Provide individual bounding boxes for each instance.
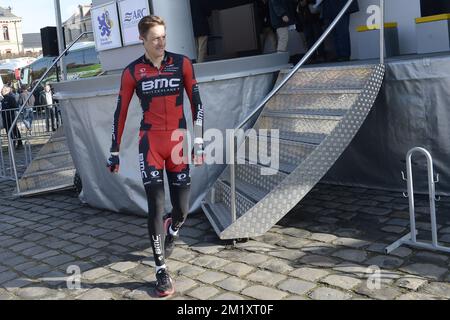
[138,15,165,38]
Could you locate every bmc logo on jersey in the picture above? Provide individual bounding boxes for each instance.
[142,78,181,91]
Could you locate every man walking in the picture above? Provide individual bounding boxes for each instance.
[107,15,205,298]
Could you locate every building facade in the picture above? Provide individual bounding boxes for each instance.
[63,4,93,44]
[0,6,23,57]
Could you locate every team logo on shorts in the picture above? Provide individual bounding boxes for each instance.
[151,171,160,178]
[177,173,187,181]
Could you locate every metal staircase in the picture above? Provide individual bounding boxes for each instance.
[202,64,385,239]
[17,126,75,196]
[202,0,387,240]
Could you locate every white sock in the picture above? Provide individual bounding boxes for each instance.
[169,225,179,236]
[156,265,166,273]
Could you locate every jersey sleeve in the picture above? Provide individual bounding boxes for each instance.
[183,56,204,141]
[110,67,136,153]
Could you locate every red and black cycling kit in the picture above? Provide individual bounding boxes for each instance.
[110,51,204,269]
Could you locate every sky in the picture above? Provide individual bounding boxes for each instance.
[0,0,92,34]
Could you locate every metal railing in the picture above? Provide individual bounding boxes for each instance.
[1,104,60,179]
[6,31,93,192]
[386,147,450,254]
[228,0,386,225]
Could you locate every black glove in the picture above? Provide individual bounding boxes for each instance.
[107,153,120,173]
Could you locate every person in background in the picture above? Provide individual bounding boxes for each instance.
[1,86,22,149]
[268,0,297,52]
[296,0,326,63]
[256,0,277,53]
[39,84,58,132]
[18,85,35,131]
[190,0,212,63]
[322,0,359,62]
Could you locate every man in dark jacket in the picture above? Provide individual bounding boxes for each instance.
[297,0,325,62]
[268,0,297,52]
[322,0,359,61]
[1,86,22,148]
[190,0,212,63]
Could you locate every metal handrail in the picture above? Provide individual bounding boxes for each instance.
[229,0,385,225]
[7,31,93,193]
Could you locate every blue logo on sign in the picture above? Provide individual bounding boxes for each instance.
[98,11,112,37]
[124,8,147,23]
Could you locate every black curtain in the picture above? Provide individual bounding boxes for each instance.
[421,0,450,16]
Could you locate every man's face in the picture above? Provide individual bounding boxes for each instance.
[140,25,166,59]
[45,85,51,92]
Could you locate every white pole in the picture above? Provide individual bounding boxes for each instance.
[54,0,67,80]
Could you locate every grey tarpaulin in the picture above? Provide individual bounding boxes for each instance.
[53,53,289,216]
[325,53,450,195]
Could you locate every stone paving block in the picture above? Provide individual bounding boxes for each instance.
[192,255,230,270]
[0,238,22,248]
[276,237,311,249]
[236,240,277,252]
[216,277,248,292]
[190,243,225,255]
[9,242,36,252]
[396,292,442,300]
[400,263,448,280]
[389,247,413,258]
[81,268,113,281]
[195,271,229,284]
[365,255,404,269]
[245,270,286,287]
[187,286,220,300]
[355,283,402,300]
[177,265,206,278]
[213,293,245,300]
[2,278,34,291]
[301,242,337,256]
[173,277,198,294]
[110,262,139,273]
[310,233,338,243]
[332,238,371,249]
[395,276,428,291]
[169,247,198,263]
[0,289,16,300]
[421,282,450,299]
[3,256,28,267]
[179,227,205,238]
[278,278,316,295]
[381,226,406,234]
[321,275,362,290]
[21,265,53,278]
[332,249,367,263]
[21,246,49,258]
[413,251,448,264]
[89,241,110,249]
[266,249,306,261]
[76,288,114,300]
[260,259,294,274]
[242,285,288,300]
[237,252,269,266]
[289,267,330,282]
[309,287,352,300]
[298,255,339,268]
[253,232,284,245]
[16,287,55,299]
[73,248,99,259]
[220,263,254,277]
[43,255,75,267]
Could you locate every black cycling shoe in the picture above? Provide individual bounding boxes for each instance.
[155,268,175,297]
[163,216,177,258]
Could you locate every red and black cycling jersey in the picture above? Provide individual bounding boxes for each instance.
[110,51,204,152]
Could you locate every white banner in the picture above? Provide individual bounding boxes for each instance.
[118,0,151,46]
[91,1,123,51]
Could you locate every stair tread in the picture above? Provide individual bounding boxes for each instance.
[34,151,71,160]
[22,166,75,178]
[262,111,344,120]
[279,88,363,94]
[16,184,75,197]
[280,64,375,73]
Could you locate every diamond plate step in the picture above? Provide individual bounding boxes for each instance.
[266,90,360,112]
[26,151,73,172]
[237,134,317,173]
[37,137,70,154]
[18,167,76,192]
[277,65,374,89]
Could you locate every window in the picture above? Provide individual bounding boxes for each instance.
[3,26,9,41]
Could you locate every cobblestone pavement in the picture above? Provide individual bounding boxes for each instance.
[1,178,450,300]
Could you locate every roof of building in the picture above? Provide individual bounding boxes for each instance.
[0,6,21,20]
[23,33,42,49]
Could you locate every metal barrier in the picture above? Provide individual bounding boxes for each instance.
[0,103,60,179]
[6,31,92,193]
[386,147,450,254]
